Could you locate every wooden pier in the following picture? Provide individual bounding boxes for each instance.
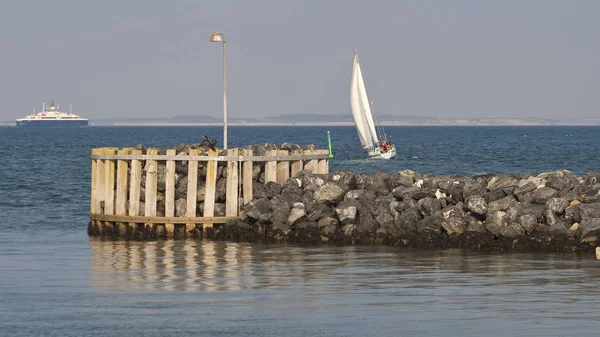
[89,146,330,238]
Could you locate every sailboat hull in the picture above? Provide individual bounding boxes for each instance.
[367,145,396,159]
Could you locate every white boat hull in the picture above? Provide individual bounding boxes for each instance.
[367,145,396,159]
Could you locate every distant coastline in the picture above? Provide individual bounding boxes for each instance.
[3,113,600,127]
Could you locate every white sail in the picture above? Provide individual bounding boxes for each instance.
[350,52,379,149]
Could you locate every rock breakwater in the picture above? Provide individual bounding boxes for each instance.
[214,168,600,252]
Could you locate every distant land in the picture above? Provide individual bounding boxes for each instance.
[2,113,600,126]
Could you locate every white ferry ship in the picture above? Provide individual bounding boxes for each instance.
[16,101,88,127]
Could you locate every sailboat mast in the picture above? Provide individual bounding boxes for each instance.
[371,101,388,142]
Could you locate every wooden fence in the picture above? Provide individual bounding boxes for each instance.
[89,147,330,237]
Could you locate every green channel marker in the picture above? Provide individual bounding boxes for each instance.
[327,130,334,159]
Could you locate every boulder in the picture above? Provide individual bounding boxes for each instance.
[500,222,526,239]
[466,196,488,215]
[485,211,508,236]
[518,214,538,235]
[393,208,421,236]
[244,197,271,223]
[287,205,306,225]
[441,216,465,235]
[335,202,359,225]
[579,218,600,242]
[546,197,569,215]
[487,196,517,213]
[415,215,444,235]
[314,182,347,203]
[306,204,334,222]
[417,197,442,217]
[530,187,558,204]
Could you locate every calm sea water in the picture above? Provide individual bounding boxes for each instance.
[1,125,599,336]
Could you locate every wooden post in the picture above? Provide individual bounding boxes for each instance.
[225,149,239,217]
[290,149,304,178]
[104,148,118,216]
[97,148,107,214]
[304,149,317,173]
[90,148,99,215]
[276,150,290,184]
[165,148,176,234]
[203,149,219,228]
[264,149,278,183]
[144,148,159,230]
[317,150,328,174]
[186,148,200,233]
[128,149,143,230]
[242,149,253,204]
[115,148,131,235]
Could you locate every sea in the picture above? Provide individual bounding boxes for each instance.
[1,125,599,337]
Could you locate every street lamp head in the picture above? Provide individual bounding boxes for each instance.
[209,32,225,43]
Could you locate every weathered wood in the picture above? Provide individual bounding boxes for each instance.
[90,149,99,214]
[186,148,200,232]
[304,149,317,173]
[225,148,239,217]
[290,149,304,177]
[128,149,143,229]
[242,149,253,204]
[317,150,328,174]
[144,149,159,226]
[92,154,329,162]
[165,148,176,233]
[203,149,219,228]
[104,148,118,216]
[264,150,278,183]
[276,150,290,184]
[90,213,236,224]
[116,148,131,216]
[97,148,107,213]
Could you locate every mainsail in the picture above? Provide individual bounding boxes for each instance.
[350,51,379,149]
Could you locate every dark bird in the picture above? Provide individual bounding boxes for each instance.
[209,138,217,152]
[199,135,218,151]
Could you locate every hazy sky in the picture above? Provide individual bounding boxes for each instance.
[1,0,599,120]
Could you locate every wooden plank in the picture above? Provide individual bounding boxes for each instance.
[186,148,200,232]
[104,148,118,215]
[276,150,290,184]
[128,149,143,228]
[165,148,176,233]
[91,154,329,162]
[203,149,219,228]
[264,149,278,183]
[116,148,132,216]
[290,149,304,177]
[304,149,317,173]
[144,149,159,222]
[90,149,99,214]
[225,148,239,217]
[90,213,236,224]
[317,150,328,174]
[242,149,253,204]
[97,148,107,213]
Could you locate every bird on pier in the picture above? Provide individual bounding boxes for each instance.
[199,135,218,151]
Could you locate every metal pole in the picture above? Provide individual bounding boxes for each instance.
[222,40,228,150]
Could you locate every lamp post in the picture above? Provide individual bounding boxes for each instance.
[209,31,227,149]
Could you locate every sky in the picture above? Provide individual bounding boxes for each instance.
[1,0,599,121]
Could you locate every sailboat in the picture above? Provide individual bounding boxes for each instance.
[350,50,396,160]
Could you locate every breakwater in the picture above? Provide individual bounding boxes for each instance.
[88,143,600,252]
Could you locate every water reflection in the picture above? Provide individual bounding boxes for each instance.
[89,239,600,297]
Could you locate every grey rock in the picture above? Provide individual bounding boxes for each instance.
[487,175,520,190]
[579,203,600,220]
[335,203,358,225]
[488,196,517,213]
[518,214,538,235]
[485,211,508,236]
[393,208,421,236]
[579,218,600,242]
[500,222,526,239]
[484,189,507,203]
[318,217,338,228]
[441,216,465,235]
[546,197,569,215]
[175,198,187,217]
[314,182,347,203]
[415,215,444,234]
[306,204,334,222]
[244,197,271,223]
[530,187,558,204]
[466,196,488,215]
[287,206,306,225]
[418,197,442,217]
